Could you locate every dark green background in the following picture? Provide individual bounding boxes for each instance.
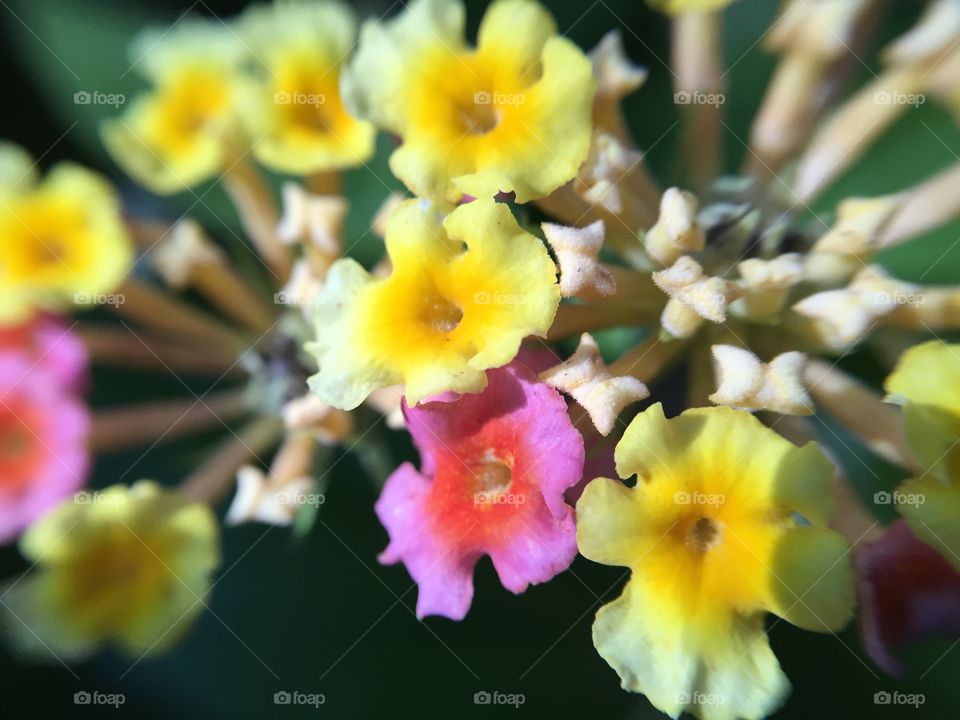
[1,0,958,717]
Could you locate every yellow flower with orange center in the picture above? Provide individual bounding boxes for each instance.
[307,198,560,408]
[577,404,854,720]
[0,143,132,324]
[2,481,219,659]
[101,20,246,193]
[885,340,960,571]
[341,0,596,204]
[239,0,375,176]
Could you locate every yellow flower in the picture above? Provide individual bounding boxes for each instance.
[885,340,960,571]
[646,0,735,14]
[307,198,560,408]
[341,0,596,204]
[239,0,375,175]
[101,20,246,193]
[2,482,219,659]
[0,143,132,324]
[577,404,854,720]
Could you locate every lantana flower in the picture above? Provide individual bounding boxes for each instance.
[577,404,854,720]
[0,351,88,543]
[341,0,596,204]
[375,361,583,620]
[307,198,560,408]
[884,340,960,571]
[0,314,88,392]
[0,143,132,324]
[239,0,375,176]
[3,481,219,659]
[102,20,247,193]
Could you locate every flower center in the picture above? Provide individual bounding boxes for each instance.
[687,516,721,552]
[458,95,500,135]
[471,452,513,497]
[423,296,463,333]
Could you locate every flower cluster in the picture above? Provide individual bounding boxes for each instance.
[1,0,959,717]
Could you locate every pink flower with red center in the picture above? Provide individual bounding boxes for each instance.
[0,319,90,543]
[0,314,87,392]
[375,361,584,620]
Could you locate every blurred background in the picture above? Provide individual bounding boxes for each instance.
[1,0,958,717]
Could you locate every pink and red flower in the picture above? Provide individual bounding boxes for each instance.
[375,361,584,620]
[0,317,89,543]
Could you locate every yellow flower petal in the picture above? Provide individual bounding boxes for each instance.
[885,340,960,480]
[238,0,375,175]
[0,141,37,195]
[0,161,132,323]
[342,0,595,204]
[307,198,560,408]
[5,481,219,659]
[577,404,853,719]
[102,20,244,194]
[647,0,735,15]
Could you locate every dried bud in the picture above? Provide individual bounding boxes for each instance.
[283,392,354,444]
[812,195,902,257]
[151,219,224,288]
[792,266,920,350]
[644,188,706,266]
[733,253,804,319]
[653,256,740,338]
[542,220,615,300]
[277,182,347,256]
[539,333,649,435]
[709,344,813,415]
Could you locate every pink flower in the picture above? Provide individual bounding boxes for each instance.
[857,519,960,676]
[0,314,88,393]
[0,321,90,543]
[375,361,584,620]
